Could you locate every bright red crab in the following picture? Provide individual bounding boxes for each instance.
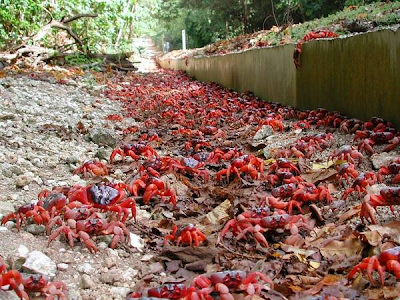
[166,157,210,182]
[48,216,129,253]
[269,158,300,175]
[328,145,363,165]
[147,284,194,300]
[293,30,339,69]
[343,172,376,200]
[378,158,400,184]
[335,162,359,187]
[68,183,136,223]
[1,203,50,230]
[110,143,158,162]
[355,131,399,154]
[360,186,400,224]
[192,270,273,300]
[348,246,400,285]
[216,155,264,182]
[73,160,108,177]
[164,224,206,247]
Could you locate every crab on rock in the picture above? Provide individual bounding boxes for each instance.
[73,160,108,177]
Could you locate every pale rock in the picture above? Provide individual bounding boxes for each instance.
[22,250,57,278]
[129,233,144,252]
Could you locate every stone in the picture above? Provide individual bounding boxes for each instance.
[26,224,46,235]
[95,148,110,160]
[77,262,95,275]
[108,287,131,300]
[371,152,397,169]
[0,202,15,215]
[14,172,34,187]
[0,291,20,300]
[81,274,95,289]
[8,245,29,270]
[57,263,69,271]
[100,267,138,285]
[22,250,57,278]
[253,125,274,140]
[129,233,144,252]
[89,128,116,147]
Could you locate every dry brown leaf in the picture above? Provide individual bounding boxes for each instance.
[368,221,400,244]
[301,168,337,184]
[359,230,382,247]
[304,275,343,295]
[365,286,400,300]
[320,234,363,258]
[338,206,361,223]
[202,199,231,225]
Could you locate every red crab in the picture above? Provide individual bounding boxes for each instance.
[147,284,194,300]
[110,143,157,161]
[378,158,400,184]
[207,148,243,163]
[269,158,300,175]
[328,145,362,165]
[1,203,50,230]
[343,172,377,200]
[360,186,400,224]
[348,246,400,285]
[355,131,399,154]
[164,224,206,247]
[216,155,264,182]
[192,270,273,300]
[68,183,136,222]
[200,126,226,138]
[256,118,284,132]
[293,120,311,130]
[336,162,359,187]
[293,30,339,69]
[73,160,108,177]
[166,157,210,182]
[48,217,129,253]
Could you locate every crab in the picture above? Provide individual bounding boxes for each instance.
[269,158,300,175]
[293,30,339,69]
[110,143,157,162]
[355,131,399,154]
[328,145,363,165]
[73,160,108,177]
[0,257,67,300]
[342,172,376,200]
[184,139,211,152]
[48,216,129,253]
[200,126,226,138]
[378,158,400,184]
[1,203,50,231]
[217,155,264,182]
[336,162,359,187]
[256,117,284,132]
[147,284,194,300]
[348,246,400,285]
[293,120,311,130]
[164,224,206,247]
[360,186,400,224]
[166,157,210,182]
[68,183,136,223]
[207,148,243,163]
[192,270,273,300]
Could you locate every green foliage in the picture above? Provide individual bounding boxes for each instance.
[0,0,137,53]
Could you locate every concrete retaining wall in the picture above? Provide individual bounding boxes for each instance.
[158,28,400,129]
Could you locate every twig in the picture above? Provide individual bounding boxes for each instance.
[270,0,279,27]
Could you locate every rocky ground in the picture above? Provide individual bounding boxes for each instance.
[0,71,151,300]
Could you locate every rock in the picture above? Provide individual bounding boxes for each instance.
[26,224,46,235]
[95,148,111,160]
[0,202,15,215]
[67,288,82,300]
[371,152,397,169]
[14,172,34,187]
[253,125,274,140]
[81,274,95,289]
[22,250,57,278]
[142,262,164,277]
[76,262,94,275]
[89,128,116,147]
[129,233,144,252]
[0,291,20,300]
[100,267,138,285]
[108,287,131,300]
[57,263,69,271]
[8,245,29,270]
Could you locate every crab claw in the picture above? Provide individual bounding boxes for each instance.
[78,231,98,253]
[360,201,377,224]
[348,256,385,285]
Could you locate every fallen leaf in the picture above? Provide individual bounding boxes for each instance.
[365,286,400,300]
[320,234,363,258]
[359,230,382,246]
[161,245,217,263]
[301,168,337,184]
[368,221,400,244]
[338,206,361,223]
[202,199,231,225]
[304,275,343,295]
